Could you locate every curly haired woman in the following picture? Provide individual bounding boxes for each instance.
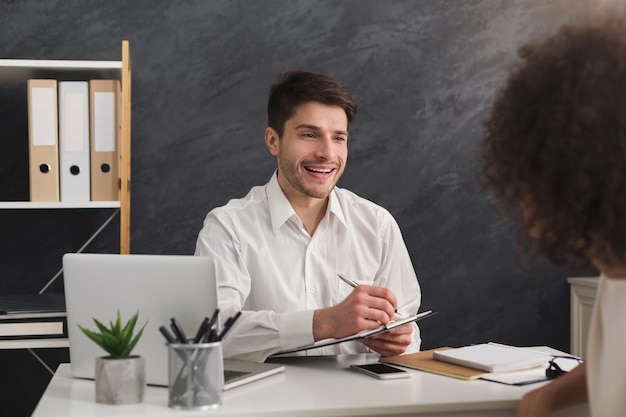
[482,18,626,417]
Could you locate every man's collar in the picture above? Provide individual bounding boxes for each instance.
[265,171,347,233]
[266,172,296,234]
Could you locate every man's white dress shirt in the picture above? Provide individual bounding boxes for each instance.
[195,172,421,362]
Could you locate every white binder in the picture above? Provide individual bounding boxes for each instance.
[59,81,90,202]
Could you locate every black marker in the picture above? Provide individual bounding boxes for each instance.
[193,317,210,343]
[170,317,188,343]
[203,308,221,342]
[159,325,177,344]
[207,308,220,332]
[207,327,218,342]
[217,311,241,341]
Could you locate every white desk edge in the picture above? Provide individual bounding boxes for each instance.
[33,349,590,417]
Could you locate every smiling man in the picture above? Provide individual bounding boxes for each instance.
[195,71,422,362]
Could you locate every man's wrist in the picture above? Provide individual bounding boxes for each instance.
[312,308,332,341]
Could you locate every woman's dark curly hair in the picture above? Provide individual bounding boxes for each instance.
[482,19,626,269]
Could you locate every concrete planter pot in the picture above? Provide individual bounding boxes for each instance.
[95,355,146,405]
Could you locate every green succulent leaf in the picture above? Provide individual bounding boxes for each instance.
[120,321,147,358]
[114,310,123,335]
[120,311,139,346]
[78,310,147,359]
[93,317,109,334]
[78,325,105,347]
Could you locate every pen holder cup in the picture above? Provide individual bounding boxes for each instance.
[167,341,224,410]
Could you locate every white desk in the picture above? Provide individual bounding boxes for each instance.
[33,354,589,417]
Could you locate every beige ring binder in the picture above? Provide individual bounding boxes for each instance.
[27,79,60,202]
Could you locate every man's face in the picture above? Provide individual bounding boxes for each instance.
[266,101,348,203]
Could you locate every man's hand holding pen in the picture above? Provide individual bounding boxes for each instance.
[311,274,414,357]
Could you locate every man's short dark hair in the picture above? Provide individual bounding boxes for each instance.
[267,70,357,137]
[482,19,626,268]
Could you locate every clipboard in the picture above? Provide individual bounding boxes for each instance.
[276,310,437,354]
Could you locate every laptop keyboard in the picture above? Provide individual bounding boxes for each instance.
[224,369,251,382]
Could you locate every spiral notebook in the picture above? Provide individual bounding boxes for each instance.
[432,342,548,373]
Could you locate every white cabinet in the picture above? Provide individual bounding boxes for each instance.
[568,277,599,358]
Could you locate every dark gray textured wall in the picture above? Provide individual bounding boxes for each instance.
[1,1,599,358]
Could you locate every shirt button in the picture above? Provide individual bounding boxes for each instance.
[309,287,316,294]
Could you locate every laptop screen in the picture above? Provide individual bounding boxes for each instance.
[63,253,217,386]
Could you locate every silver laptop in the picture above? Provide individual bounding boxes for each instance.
[63,253,284,389]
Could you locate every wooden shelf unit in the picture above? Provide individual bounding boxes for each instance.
[0,40,131,254]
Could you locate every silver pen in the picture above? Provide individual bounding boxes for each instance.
[337,274,405,318]
[337,273,359,288]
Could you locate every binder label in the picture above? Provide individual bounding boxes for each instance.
[63,92,86,153]
[31,87,56,146]
[94,92,115,152]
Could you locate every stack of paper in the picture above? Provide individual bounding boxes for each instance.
[383,343,580,386]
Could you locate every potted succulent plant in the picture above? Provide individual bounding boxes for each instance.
[79,310,148,405]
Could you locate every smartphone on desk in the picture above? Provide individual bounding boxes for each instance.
[350,363,411,380]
